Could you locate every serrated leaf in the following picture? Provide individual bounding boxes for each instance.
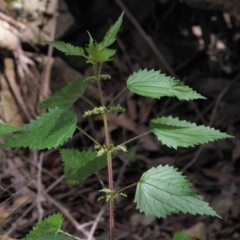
[150,116,233,149]
[23,213,63,240]
[173,231,195,240]
[0,108,77,150]
[45,41,85,56]
[0,123,21,137]
[127,69,205,100]
[60,149,107,184]
[134,165,220,219]
[36,233,74,240]
[99,12,124,50]
[38,77,88,109]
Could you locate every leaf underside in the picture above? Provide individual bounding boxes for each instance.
[60,149,107,184]
[0,108,77,150]
[0,123,21,137]
[45,41,85,56]
[134,165,220,219]
[150,116,232,149]
[173,231,195,240]
[38,77,88,109]
[127,69,205,100]
[22,213,63,240]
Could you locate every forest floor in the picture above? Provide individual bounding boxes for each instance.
[0,0,240,239]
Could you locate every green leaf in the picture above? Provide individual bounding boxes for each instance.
[38,77,88,109]
[173,231,195,240]
[86,42,105,63]
[99,12,124,50]
[0,108,77,150]
[134,165,220,218]
[150,116,233,149]
[60,149,107,184]
[45,41,85,56]
[23,213,63,240]
[100,48,116,60]
[37,233,74,240]
[127,69,205,100]
[0,123,21,137]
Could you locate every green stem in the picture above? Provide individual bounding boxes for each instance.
[115,182,138,194]
[121,130,152,146]
[107,87,127,109]
[82,96,96,108]
[95,173,106,189]
[94,62,115,240]
[76,126,101,147]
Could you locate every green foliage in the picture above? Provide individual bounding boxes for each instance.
[22,213,63,240]
[60,149,107,184]
[99,12,124,50]
[0,123,21,137]
[45,41,85,56]
[0,108,77,150]
[150,116,232,149]
[38,77,88,109]
[36,233,74,240]
[127,69,205,100]
[1,11,233,240]
[173,231,195,240]
[134,165,220,218]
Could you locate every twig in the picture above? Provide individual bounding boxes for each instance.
[0,12,26,30]
[59,230,84,240]
[115,0,175,76]
[4,58,31,121]
[40,1,59,101]
[36,151,44,222]
[87,205,107,240]
[114,0,206,125]
[183,70,240,171]
[43,191,95,239]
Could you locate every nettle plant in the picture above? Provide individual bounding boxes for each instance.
[0,13,233,240]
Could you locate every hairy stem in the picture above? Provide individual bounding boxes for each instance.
[121,130,152,146]
[115,182,138,194]
[94,63,115,240]
[95,173,106,189]
[82,96,96,108]
[76,126,101,147]
[107,87,127,109]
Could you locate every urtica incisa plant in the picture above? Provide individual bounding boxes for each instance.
[0,13,233,240]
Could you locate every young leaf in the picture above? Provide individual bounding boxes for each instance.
[37,233,74,240]
[173,231,195,240]
[0,108,77,150]
[127,69,205,100]
[60,149,107,184]
[0,123,21,137]
[99,12,124,50]
[134,165,220,218]
[38,77,88,109]
[150,116,233,149]
[86,42,105,63]
[100,48,116,60]
[45,41,85,56]
[22,213,63,240]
